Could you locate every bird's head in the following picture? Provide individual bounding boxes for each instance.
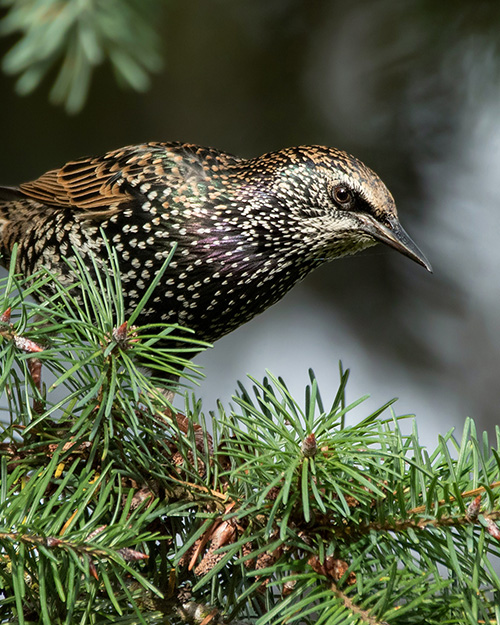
[248,146,431,272]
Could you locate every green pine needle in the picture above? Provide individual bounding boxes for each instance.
[0,238,500,622]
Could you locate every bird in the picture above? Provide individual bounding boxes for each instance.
[0,142,431,359]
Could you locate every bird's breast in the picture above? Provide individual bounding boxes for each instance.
[97,197,316,342]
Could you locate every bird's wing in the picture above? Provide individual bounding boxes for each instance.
[18,143,171,214]
[17,143,244,216]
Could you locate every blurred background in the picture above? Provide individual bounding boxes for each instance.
[1,0,500,448]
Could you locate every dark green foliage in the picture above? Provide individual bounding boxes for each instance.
[1,245,500,624]
[0,0,163,113]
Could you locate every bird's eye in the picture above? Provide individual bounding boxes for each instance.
[333,185,354,207]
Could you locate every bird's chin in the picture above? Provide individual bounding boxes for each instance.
[321,234,377,261]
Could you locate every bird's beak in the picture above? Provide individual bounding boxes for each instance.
[359,214,432,272]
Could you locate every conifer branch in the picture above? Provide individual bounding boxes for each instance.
[1,0,164,113]
[1,242,500,623]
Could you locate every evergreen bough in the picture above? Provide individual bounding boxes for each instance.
[0,244,499,624]
[1,0,163,113]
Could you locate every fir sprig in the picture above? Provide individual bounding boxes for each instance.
[0,0,163,113]
[0,242,500,623]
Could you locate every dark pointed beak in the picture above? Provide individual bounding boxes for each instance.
[359,214,432,272]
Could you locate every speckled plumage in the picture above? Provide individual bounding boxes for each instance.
[0,142,430,346]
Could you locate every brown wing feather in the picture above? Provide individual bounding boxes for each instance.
[17,142,179,214]
[19,156,130,212]
[16,142,243,215]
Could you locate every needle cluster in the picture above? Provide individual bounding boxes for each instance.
[0,244,498,624]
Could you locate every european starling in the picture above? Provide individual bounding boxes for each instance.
[0,142,431,349]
